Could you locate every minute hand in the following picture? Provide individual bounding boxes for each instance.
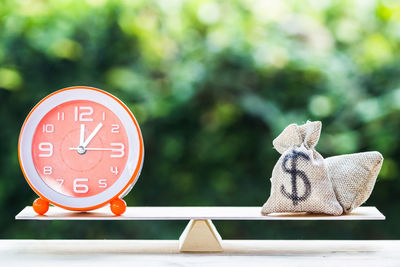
[82,123,103,147]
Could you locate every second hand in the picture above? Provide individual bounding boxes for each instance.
[69,147,114,151]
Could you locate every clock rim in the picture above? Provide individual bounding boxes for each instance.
[18,86,144,211]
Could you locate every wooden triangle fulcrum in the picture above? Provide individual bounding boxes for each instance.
[179,219,223,252]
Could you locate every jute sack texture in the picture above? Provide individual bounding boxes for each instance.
[326,151,383,213]
[261,121,343,215]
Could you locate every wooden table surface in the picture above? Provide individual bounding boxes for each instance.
[12,207,391,265]
[1,240,399,266]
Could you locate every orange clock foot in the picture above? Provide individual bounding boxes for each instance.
[110,198,126,215]
[33,198,49,215]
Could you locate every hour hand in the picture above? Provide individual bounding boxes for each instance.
[80,124,85,146]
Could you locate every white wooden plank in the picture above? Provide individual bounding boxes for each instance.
[15,206,385,221]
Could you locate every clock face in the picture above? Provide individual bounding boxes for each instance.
[19,87,144,210]
[32,100,129,198]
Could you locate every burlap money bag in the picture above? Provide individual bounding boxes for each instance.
[326,151,383,213]
[261,121,343,215]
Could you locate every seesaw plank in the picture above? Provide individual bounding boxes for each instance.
[15,206,385,221]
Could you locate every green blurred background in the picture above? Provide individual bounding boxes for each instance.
[0,0,399,240]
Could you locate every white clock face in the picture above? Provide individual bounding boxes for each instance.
[19,87,144,210]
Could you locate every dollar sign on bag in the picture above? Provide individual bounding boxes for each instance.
[280,150,311,206]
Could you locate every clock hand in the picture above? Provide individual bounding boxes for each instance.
[79,124,85,146]
[81,123,103,148]
[70,147,114,151]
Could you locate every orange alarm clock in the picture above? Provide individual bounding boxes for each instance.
[18,86,144,215]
